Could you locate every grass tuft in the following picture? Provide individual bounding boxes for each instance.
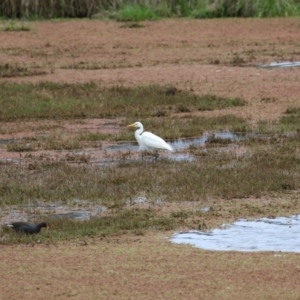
[119,22,145,28]
[1,21,31,31]
[117,5,158,21]
[0,83,246,121]
[79,132,113,141]
[0,63,47,78]
[0,208,178,244]
[196,94,246,111]
[0,0,299,18]
[1,138,299,207]
[192,0,300,18]
[285,107,300,115]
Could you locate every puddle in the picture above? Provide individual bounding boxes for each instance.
[201,206,211,212]
[258,61,300,69]
[0,139,16,145]
[0,130,284,165]
[170,131,242,150]
[171,215,300,252]
[125,196,165,206]
[107,143,138,151]
[169,154,194,162]
[0,158,22,164]
[106,131,244,161]
[0,200,107,224]
[108,132,239,152]
[49,211,91,221]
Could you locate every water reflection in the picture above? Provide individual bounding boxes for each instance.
[171,216,300,252]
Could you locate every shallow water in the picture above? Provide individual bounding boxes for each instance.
[0,200,107,224]
[0,139,15,145]
[49,211,91,221]
[171,131,245,149]
[171,216,300,252]
[107,143,138,151]
[106,131,244,161]
[169,153,194,162]
[258,61,300,69]
[108,131,240,152]
[0,131,272,164]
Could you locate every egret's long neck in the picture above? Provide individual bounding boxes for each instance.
[135,126,143,136]
[135,126,144,146]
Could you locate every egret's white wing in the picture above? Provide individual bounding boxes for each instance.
[141,131,174,151]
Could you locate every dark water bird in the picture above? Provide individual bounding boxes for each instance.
[7,222,48,235]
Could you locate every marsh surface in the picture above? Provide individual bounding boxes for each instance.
[1,18,300,300]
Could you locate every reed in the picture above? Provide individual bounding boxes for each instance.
[1,0,299,19]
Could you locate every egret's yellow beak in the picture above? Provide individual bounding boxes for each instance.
[127,123,136,128]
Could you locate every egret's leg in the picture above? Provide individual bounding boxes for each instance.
[152,151,160,162]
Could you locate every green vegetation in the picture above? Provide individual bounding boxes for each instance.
[192,0,300,18]
[2,134,300,243]
[0,83,245,121]
[60,61,142,70]
[0,63,47,78]
[279,108,300,132]
[79,132,113,141]
[1,20,31,31]
[285,107,300,115]
[1,138,299,207]
[119,22,146,28]
[117,5,159,21]
[1,82,300,244]
[253,106,300,133]
[2,115,245,152]
[1,0,299,19]
[6,142,35,152]
[1,209,178,244]
[131,115,246,140]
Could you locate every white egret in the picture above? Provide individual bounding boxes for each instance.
[127,122,174,159]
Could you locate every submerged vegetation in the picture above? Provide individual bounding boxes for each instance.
[1,0,299,19]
